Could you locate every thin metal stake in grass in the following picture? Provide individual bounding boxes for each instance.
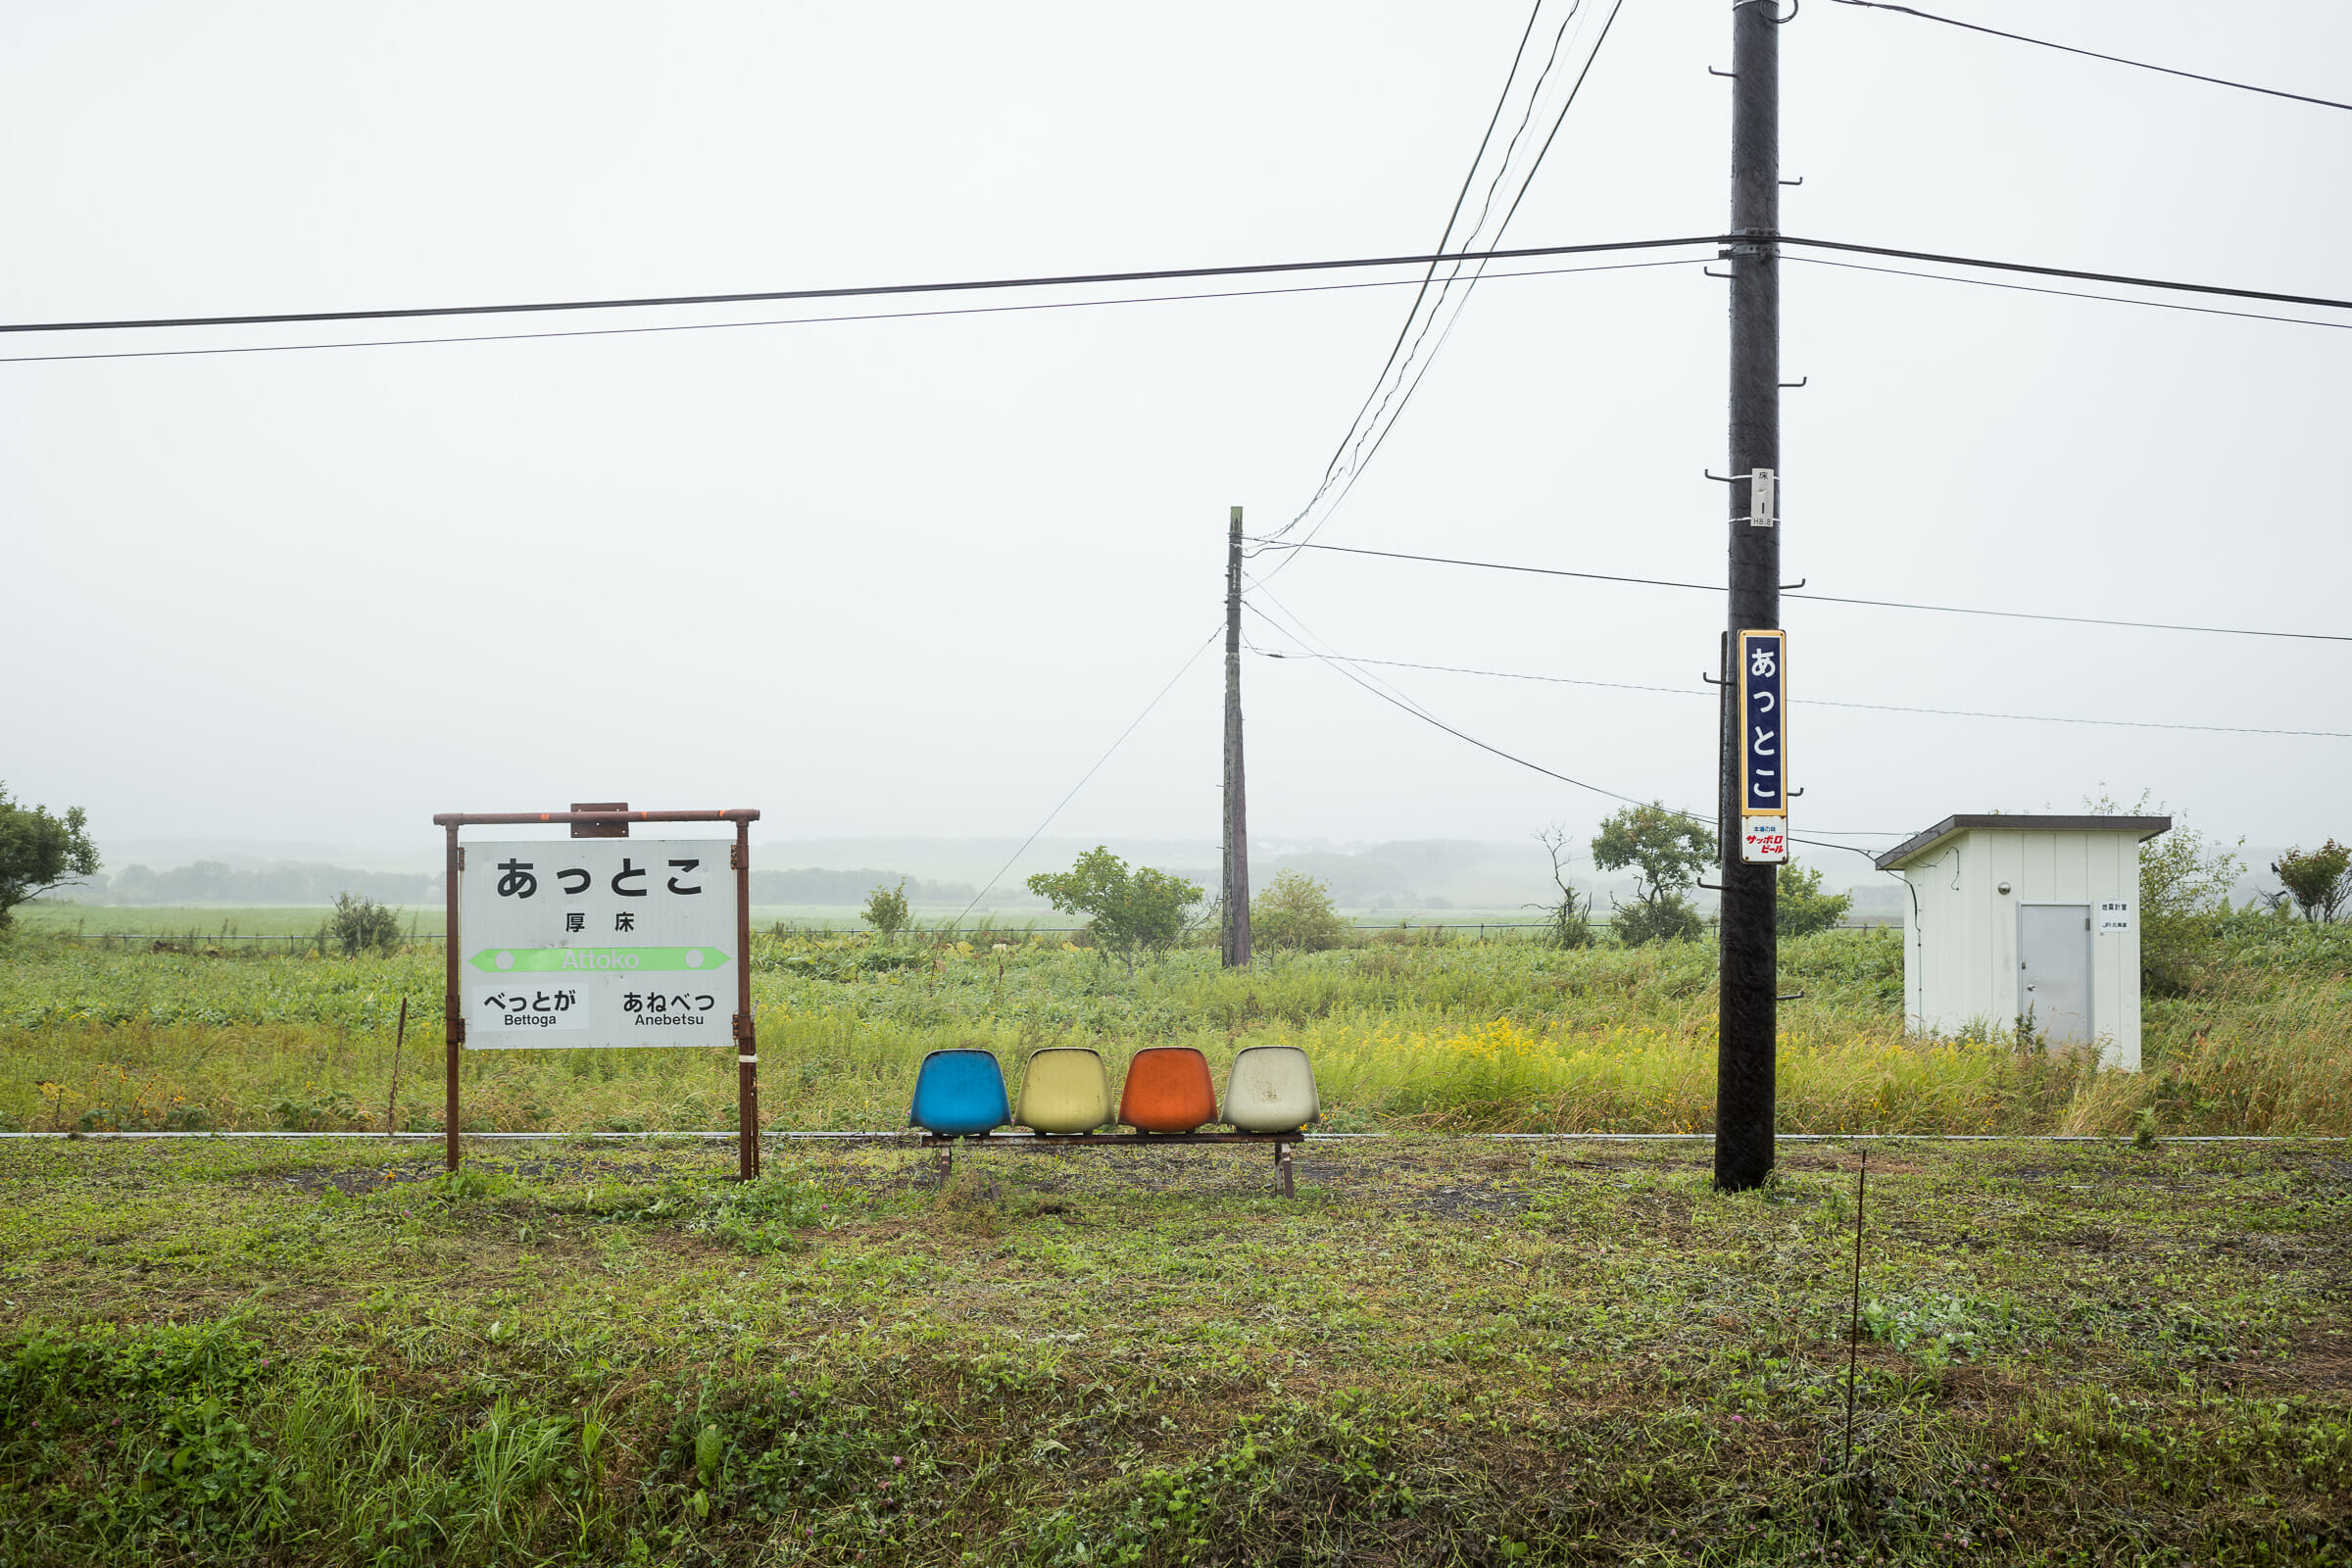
[387,997,408,1139]
[1842,1150,1867,1476]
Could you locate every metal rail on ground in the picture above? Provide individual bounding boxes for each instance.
[0,1131,2330,1144]
[32,919,1903,943]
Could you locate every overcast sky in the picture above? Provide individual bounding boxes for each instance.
[5,0,2345,875]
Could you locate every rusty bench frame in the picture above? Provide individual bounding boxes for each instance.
[914,1129,1303,1198]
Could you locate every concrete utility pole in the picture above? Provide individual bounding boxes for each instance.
[1716,0,1783,1191]
[1222,506,1252,967]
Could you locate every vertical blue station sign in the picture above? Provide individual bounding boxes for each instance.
[1737,629,1788,864]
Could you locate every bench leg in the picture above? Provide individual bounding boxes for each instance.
[936,1145,954,1186]
[1275,1141,1295,1200]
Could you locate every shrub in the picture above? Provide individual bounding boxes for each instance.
[0,784,100,933]
[1528,827,1593,950]
[1591,803,1716,948]
[1775,859,1851,937]
[1250,870,1352,952]
[320,892,400,956]
[862,880,910,942]
[1611,892,1705,947]
[1025,848,1202,973]
[2273,840,2350,923]
[2081,793,2248,994]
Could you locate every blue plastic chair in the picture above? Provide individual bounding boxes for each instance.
[907,1049,1011,1137]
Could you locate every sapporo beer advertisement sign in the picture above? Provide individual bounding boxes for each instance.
[460,838,736,1049]
[1737,629,1789,865]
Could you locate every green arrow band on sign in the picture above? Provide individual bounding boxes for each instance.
[466,946,732,974]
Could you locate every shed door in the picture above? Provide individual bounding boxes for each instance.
[2018,904,2092,1046]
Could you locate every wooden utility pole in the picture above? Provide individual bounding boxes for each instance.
[1222,505,1251,967]
[1716,0,1784,1191]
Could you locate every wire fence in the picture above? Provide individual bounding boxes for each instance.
[59,916,1901,950]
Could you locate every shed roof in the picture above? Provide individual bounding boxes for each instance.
[1873,813,2172,871]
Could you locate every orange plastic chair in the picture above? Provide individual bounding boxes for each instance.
[1116,1046,1218,1134]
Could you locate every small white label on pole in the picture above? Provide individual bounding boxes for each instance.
[1750,467,1776,528]
[2097,900,2132,933]
[1741,820,1789,863]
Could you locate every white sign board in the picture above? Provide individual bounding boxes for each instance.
[1740,819,1789,865]
[2097,900,2132,934]
[459,838,736,1049]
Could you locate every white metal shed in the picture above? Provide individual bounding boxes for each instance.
[1873,813,2171,1070]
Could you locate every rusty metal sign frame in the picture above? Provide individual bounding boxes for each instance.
[433,805,761,1181]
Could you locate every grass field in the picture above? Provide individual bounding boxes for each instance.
[0,1134,2344,1564]
[2,917,2346,1140]
[3,912,2348,1562]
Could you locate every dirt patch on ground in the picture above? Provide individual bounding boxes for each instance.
[1937,1362,2031,1410]
[247,1148,733,1197]
[1775,1151,1925,1176]
[2268,1325,2352,1393]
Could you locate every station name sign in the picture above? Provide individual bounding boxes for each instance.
[459,837,738,1049]
[1737,629,1788,865]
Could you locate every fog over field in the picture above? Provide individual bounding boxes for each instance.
[44,831,2293,926]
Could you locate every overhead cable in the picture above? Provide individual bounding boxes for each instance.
[1788,255,2352,331]
[1243,579,1493,749]
[1249,647,2352,738]
[1243,588,1898,838]
[1780,236,2351,312]
[1275,0,1630,554]
[1240,601,1666,812]
[0,259,1701,368]
[0,235,1725,337]
[1825,0,2352,113]
[1247,539,2351,644]
[5,232,2345,339]
[1243,605,1887,857]
[1286,0,1558,539]
[951,625,1221,925]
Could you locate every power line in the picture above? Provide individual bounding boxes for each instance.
[1244,589,1900,837]
[1487,0,1630,240]
[1780,236,2352,312]
[1300,0,1606,527]
[1246,538,2352,644]
[0,258,1703,368]
[1283,0,1556,540]
[1243,579,1487,748]
[1825,0,2352,113]
[1243,603,1890,856]
[1788,254,2352,331]
[1248,647,2352,738]
[1257,647,1700,700]
[1241,600,1662,811]
[5,232,2345,339]
[1277,0,1631,554]
[1456,5,1600,271]
[0,235,1726,337]
[951,626,1221,925]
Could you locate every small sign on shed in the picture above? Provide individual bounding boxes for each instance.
[1874,813,2171,1070]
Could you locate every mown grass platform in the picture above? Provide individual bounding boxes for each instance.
[1,1133,2344,1565]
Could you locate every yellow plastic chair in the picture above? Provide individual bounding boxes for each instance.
[1015,1047,1112,1135]
[1222,1045,1321,1134]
